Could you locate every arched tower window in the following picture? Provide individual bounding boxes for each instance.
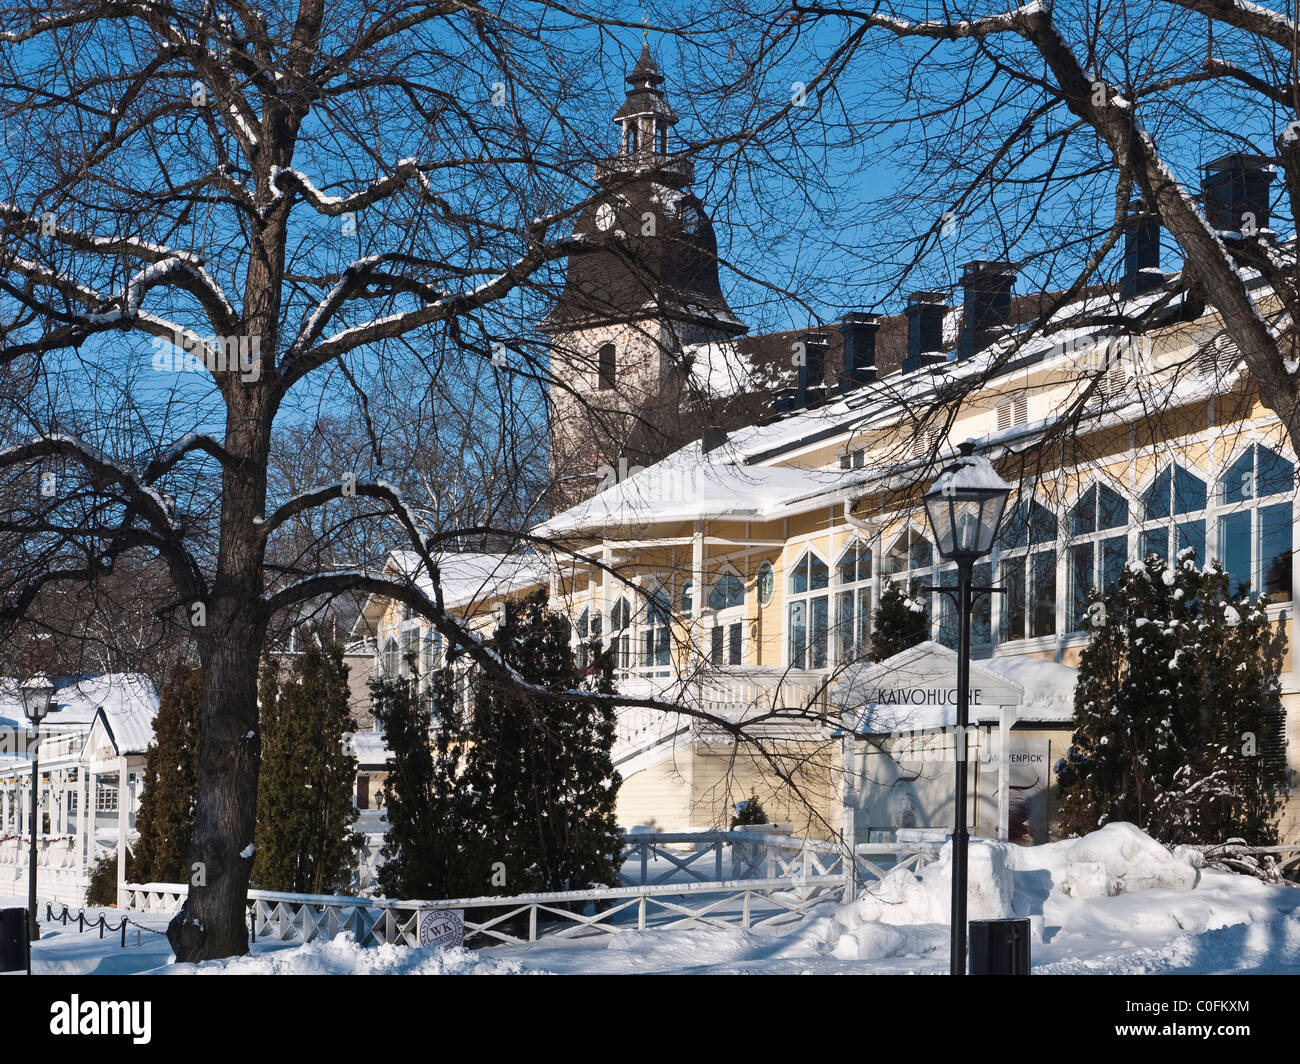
[1067,483,1129,631]
[1140,464,1206,566]
[597,343,616,390]
[787,552,829,669]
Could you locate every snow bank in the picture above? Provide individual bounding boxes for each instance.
[820,824,1208,961]
[161,935,537,976]
[1057,822,1199,898]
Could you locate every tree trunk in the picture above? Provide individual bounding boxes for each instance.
[166,613,263,960]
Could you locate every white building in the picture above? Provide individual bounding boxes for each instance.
[0,674,159,906]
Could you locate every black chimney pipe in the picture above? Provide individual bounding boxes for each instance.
[1122,199,1162,299]
[796,331,829,406]
[1202,153,1274,237]
[958,261,1015,360]
[904,292,948,372]
[840,313,879,389]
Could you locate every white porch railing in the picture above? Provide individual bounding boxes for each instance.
[124,833,941,949]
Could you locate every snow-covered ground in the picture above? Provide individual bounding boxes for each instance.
[3,824,1297,975]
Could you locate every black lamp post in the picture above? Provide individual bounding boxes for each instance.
[921,440,1010,976]
[19,674,57,941]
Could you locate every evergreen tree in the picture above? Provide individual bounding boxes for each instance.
[377,591,623,900]
[371,668,464,899]
[129,664,200,884]
[868,581,930,662]
[1058,551,1285,845]
[253,645,362,894]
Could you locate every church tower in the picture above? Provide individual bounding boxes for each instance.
[541,40,745,507]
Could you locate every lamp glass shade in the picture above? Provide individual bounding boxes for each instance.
[923,452,1011,562]
[19,674,56,724]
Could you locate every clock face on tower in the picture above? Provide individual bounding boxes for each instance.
[595,202,616,232]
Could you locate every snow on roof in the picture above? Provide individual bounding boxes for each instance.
[0,673,159,757]
[385,550,549,611]
[536,443,848,536]
[833,641,1076,732]
[349,730,391,768]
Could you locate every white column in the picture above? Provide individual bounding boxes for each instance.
[116,756,128,907]
[997,705,1012,842]
[79,768,90,873]
[841,729,857,901]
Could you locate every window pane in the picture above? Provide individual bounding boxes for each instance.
[972,561,992,646]
[857,589,872,657]
[809,556,829,591]
[1257,445,1295,498]
[1141,528,1168,564]
[810,596,828,668]
[1173,466,1206,514]
[1101,536,1127,591]
[1029,501,1058,545]
[1068,542,1094,631]
[1070,486,1096,536]
[1098,485,1128,529]
[711,626,723,666]
[938,569,958,650]
[656,627,671,666]
[790,557,808,595]
[1260,502,1292,602]
[1176,519,1205,567]
[1000,557,1026,641]
[728,622,742,665]
[839,546,858,585]
[1030,550,1056,637]
[1217,511,1250,592]
[836,590,855,660]
[789,601,807,668]
[1219,449,1254,505]
[1143,468,1171,520]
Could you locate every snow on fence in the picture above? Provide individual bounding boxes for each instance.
[123,832,941,948]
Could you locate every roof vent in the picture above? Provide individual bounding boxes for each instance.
[1201,153,1274,239]
[958,261,1015,360]
[904,292,949,372]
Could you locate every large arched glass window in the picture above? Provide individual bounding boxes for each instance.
[1215,443,1294,601]
[708,572,746,666]
[1140,464,1206,566]
[575,606,603,669]
[787,552,829,669]
[382,636,400,678]
[835,541,872,663]
[610,597,632,670]
[640,582,673,674]
[1067,483,1130,631]
[882,528,935,629]
[999,499,1058,641]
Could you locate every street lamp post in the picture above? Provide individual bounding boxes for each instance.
[921,440,1011,976]
[19,674,57,941]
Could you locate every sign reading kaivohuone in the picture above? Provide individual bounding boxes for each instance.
[416,908,465,949]
[858,686,987,706]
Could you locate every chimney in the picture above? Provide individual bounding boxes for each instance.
[701,426,728,452]
[1121,198,1162,299]
[1201,153,1274,237]
[795,330,829,407]
[904,292,948,372]
[958,261,1015,360]
[839,313,879,389]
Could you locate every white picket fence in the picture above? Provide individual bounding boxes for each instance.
[124,831,940,948]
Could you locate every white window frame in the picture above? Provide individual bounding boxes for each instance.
[786,549,831,670]
[1064,480,1131,633]
[706,568,746,667]
[1209,440,1296,604]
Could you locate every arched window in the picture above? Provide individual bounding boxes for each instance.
[787,552,829,669]
[999,499,1058,641]
[382,636,400,678]
[1067,483,1129,630]
[656,126,667,154]
[640,583,672,674]
[1215,443,1294,601]
[835,541,872,663]
[1140,464,1206,566]
[709,574,745,611]
[708,571,746,666]
[610,597,632,670]
[882,528,935,630]
[575,606,603,669]
[597,343,616,390]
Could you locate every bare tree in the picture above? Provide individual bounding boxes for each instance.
[0,0,807,960]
